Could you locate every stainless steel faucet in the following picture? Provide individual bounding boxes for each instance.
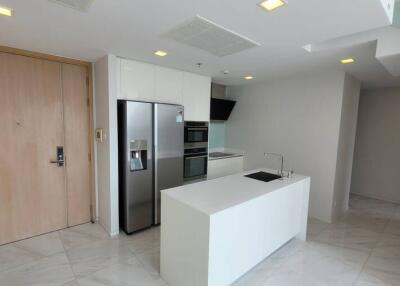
[264,152,284,179]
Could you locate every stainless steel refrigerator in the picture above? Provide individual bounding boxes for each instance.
[118,100,184,234]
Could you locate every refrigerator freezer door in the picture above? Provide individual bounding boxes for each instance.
[154,103,184,224]
[118,101,153,233]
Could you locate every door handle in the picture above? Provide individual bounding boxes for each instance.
[50,159,65,164]
[50,146,64,167]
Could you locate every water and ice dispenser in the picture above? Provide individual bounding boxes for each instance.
[129,140,147,171]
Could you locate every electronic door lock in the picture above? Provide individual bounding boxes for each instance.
[50,146,64,167]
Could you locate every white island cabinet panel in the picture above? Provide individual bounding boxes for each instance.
[155,66,183,105]
[161,169,310,286]
[182,72,211,122]
[208,156,244,180]
[119,59,155,101]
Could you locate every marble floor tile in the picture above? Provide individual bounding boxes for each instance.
[377,232,400,247]
[77,256,165,286]
[232,256,283,286]
[364,242,400,275]
[264,241,369,286]
[61,280,79,286]
[1,197,399,286]
[259,268,327,286]
[0,243,42,273]
[66,238,134,278]
[384,217,400,236]
[354,269,400,286]
[122,226,161,243]
[59,223,110,250]
[124,228,160,255]
[394,207,400,219]
[231,239,303,286]
[0,252,74,286]
[15,232,65,257]
[268,238,304,262]
[307,217,330,239]
[333,212,389,233]
[349,197,398,219]
[136,247,161,276]
[314,225,382,252]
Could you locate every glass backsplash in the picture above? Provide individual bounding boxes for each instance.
[209,122,226,149]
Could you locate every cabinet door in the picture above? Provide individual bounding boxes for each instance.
[155,66,183,105]
[182,72,211,121]
[207,157,244,180]
[119,59,155,101]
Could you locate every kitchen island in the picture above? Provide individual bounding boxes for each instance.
[160,169,310,286]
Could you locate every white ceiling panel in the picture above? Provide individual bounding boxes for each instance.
[0,0,398,88]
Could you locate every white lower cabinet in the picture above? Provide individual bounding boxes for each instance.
[207,157,244,180]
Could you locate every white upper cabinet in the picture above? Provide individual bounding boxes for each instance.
[182,72,211,122]
[154,66,183,105]
[119,59,155,101]
[118,58,211,121]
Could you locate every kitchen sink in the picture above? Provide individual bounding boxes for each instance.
[244,171,281,182]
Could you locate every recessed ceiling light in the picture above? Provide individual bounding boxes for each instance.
[0,6,12,16]
[340,58,355,64]
[244,76,254,80]
[259,0,286,11]
[154,50,168,57]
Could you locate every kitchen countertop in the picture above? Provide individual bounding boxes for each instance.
[208,151,243,160]
[162,168,308,215]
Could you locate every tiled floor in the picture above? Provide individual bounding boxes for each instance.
[1,194,399,286]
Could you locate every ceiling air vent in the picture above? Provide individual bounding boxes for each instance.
[163,15,261,57]
[49,0,95,12]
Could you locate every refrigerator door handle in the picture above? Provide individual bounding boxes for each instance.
[154,143,158,223]
[154,104,159,224]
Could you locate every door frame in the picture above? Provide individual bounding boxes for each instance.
[0,45,97,223]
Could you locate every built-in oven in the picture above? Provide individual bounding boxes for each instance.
[184,121,208,149]
[184,147,208,180]
[184,121,208,180]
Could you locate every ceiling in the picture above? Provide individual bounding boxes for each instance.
[0,0,399,88]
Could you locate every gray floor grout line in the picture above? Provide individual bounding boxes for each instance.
[0,233,66,275]
[351,246,374,286]
[57,230,80,285]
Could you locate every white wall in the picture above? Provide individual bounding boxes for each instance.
[331,75,360,221]
[94,54,119,235]
[226,71,358,222]
[351,87,400,203]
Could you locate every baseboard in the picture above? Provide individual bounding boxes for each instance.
[351,192,400,205]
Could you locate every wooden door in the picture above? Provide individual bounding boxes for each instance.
[0,52,92,245]
[0,52,67,244]
[62,63,91,226]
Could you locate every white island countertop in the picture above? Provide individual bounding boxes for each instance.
[161,169,310,286]
[164,168,308,215]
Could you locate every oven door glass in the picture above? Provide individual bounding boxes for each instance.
[185,128,208,143]
[184,155,207,178]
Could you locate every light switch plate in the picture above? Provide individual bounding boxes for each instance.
[95,128,104,143]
